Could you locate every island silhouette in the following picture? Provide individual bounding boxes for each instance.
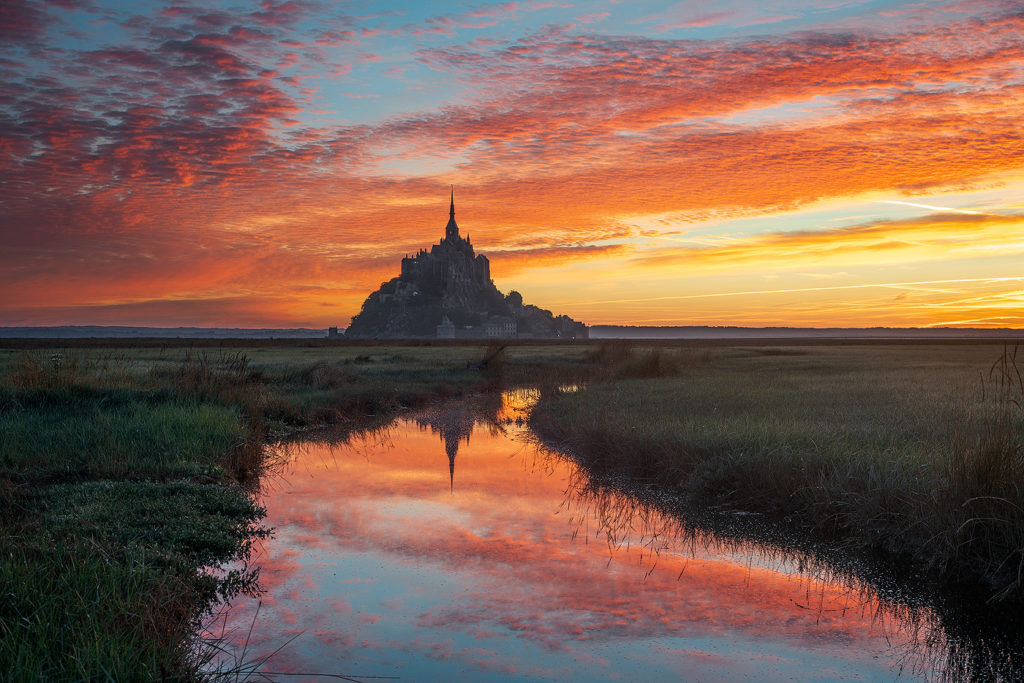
[345,190,587,339]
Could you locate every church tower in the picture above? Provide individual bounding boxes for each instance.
[445,186,459,240]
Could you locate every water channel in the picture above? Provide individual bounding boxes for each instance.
[206,390,1018,681]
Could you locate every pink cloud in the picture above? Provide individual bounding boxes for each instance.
[0,0,51,42]
[655,11,737,30]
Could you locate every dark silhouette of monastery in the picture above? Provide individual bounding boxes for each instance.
[345,190,588,339]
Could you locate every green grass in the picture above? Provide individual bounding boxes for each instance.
[530,342,1024,601]
[41,481,269,572]
[0,351,271,679]
[1,540,193,680]
[1,391,244,479]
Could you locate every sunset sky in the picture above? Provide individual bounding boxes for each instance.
[3,0,1023,328]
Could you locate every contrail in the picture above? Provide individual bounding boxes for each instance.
[879,200,986,215]
[565,276,1024,307]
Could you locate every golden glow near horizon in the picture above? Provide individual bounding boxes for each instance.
[3,1,1024,328]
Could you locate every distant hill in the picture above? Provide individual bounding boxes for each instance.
[0,326,330,339]
[590,325,1024,339]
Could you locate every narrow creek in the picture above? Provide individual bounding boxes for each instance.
[204,390,1018,681]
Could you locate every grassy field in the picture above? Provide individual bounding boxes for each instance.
[530,341,1024,602]
[0,341,592,678]
[5,338,1023,677]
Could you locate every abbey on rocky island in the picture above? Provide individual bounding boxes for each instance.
[344,191,588,340]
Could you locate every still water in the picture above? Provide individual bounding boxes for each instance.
[207,391,958,681]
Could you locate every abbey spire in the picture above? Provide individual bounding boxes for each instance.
[445,185,459,240]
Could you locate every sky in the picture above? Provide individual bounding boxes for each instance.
[2,0,1023,329]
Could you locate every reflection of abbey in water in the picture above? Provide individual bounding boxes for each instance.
[345,190,588,339]
[415,408,477,491]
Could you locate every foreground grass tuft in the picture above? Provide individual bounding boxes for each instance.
[1,540,191,680]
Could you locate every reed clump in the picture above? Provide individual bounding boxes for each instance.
[151,350,269,413]
[587,341,708,380]
[928,346,1024,599]
[475,342,507,389]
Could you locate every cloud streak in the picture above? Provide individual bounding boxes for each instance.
[633,213,1024,270]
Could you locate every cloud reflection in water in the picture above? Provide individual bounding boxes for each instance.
[207,395,939,681]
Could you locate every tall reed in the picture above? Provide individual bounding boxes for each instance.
[931,345,1024,600]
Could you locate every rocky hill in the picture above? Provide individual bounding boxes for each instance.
[345,194,587,340]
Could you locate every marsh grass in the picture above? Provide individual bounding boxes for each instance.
[930,345,1024,599]
[41,480,270,573]
[1,539,197,680]
[1,534,264,680]
[0,350,270,678]
[3,350,140,392]
[0,395,245,480]
[531,343,1024,601]
[587,341,710,380]
[154,350,265,407]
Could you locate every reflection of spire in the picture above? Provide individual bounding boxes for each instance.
[445,431,458,492]
[434,417,471,492]
[415,399,501,492]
